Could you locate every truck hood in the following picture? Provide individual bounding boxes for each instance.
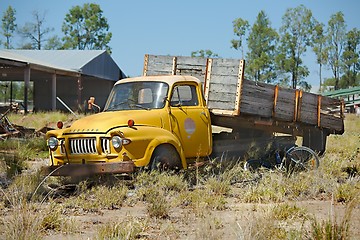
[64,110,162,134]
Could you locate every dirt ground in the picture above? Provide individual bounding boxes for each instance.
[41,185,360,240]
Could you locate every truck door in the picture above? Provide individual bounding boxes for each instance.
[170,83,212,157]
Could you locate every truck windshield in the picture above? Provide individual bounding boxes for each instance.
[104,81,169,111]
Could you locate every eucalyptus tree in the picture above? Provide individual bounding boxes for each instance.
[340,28,360,88]
[62,3,112,52]
[276,5,315,90]
[231,18,249,59]
[312,22,328,92]
[18,10,53,50]
[326,12,347,90]
[1,6,17,49]
[246,10,278,83]
[191,49,219,58]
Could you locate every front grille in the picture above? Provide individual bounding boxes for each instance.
[70,138,97,154]
[101,138,110,154]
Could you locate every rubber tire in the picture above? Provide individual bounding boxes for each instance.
[244,159,272,171]
[286,146,320,172]
[150,145,182,171]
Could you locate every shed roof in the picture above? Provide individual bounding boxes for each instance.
[0,49,125,81]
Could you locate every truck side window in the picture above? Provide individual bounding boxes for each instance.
[171,85,198,106]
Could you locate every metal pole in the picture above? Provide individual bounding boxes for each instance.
[56,96,78,118]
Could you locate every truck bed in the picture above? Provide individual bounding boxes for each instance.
[143,54,344,136]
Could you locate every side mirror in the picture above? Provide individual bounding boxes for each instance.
[87,97,101,113]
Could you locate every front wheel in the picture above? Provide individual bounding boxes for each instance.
[286,146,320,172]
[150,145,182,171]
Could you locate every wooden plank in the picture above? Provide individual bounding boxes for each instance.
[210,109,236,116]
[212,58,242,67]
[208,82,237,93]
[208,101,235,111]
[274,88,295,121]
[145,70,172,76]
[209,66,239,76]
[177,56,207,66]
[320,114,343,131]
[207,92,236,102]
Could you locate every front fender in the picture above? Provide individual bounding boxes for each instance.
[121,126,186,169]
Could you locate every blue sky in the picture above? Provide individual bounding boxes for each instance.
[2,0,360,90]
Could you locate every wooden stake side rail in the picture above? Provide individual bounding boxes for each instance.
[143,54,344,134]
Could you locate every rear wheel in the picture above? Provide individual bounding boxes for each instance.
[150,145,182,171]
[286,146,319,172]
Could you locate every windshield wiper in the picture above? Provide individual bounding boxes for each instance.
[106,101,128,111]
[133,104,151,110]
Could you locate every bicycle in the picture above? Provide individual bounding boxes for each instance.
[244,145,320,174]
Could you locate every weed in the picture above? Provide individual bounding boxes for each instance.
[243,211,288,240]
[95,216,146,240]
[146,188,170,219]
[63,184,128,212]
[308,199,357,240]
[204,176,231,196]
[271,203,308,221]
[3,171,44,205]
[335,180,360,203]
[195,212,224,240]
[2,202,42,240]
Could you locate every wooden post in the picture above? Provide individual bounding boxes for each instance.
[297,90,303,122]
[317,95,322,127]
[52,73,57,110]
[77,76,82,109]
[272,85,279,118]
[171,56,177,75]
[24,66,31,113]
[143,54,149,76]
[234,59,245,115]
[204,58,212,104]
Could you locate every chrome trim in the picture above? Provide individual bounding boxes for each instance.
[69,138,97,154]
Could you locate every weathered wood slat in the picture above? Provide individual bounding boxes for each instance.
[208,101,234,111]
[208,83,238,93]
[274,88,295,121]
[144,54,344,134]
[209,66,239,76]
[207,92,236,102]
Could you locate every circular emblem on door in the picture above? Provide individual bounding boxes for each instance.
[184,118,196,134]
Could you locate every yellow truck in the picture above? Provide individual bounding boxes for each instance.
[45,55,344,176]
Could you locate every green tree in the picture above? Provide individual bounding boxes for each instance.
[191,49,219,58]
[231,18,249,58]
[1,6,17,49]
[44,35,63,50]
[312,22,328,92]
[326,12,347,90]
[246,10,278,83]
[62,3,112,52]
[18,10,54,49]
[276,5,314,89]
[340,28,360,88]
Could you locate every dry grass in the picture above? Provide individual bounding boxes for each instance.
[0,113,359,239]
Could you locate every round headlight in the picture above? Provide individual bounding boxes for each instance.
[48,137,58,150]
[111,136,123,149]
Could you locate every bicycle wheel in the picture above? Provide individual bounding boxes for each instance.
[285,146,320,172]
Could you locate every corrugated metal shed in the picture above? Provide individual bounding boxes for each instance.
[0,50,126,112]
[0,49,126,80]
